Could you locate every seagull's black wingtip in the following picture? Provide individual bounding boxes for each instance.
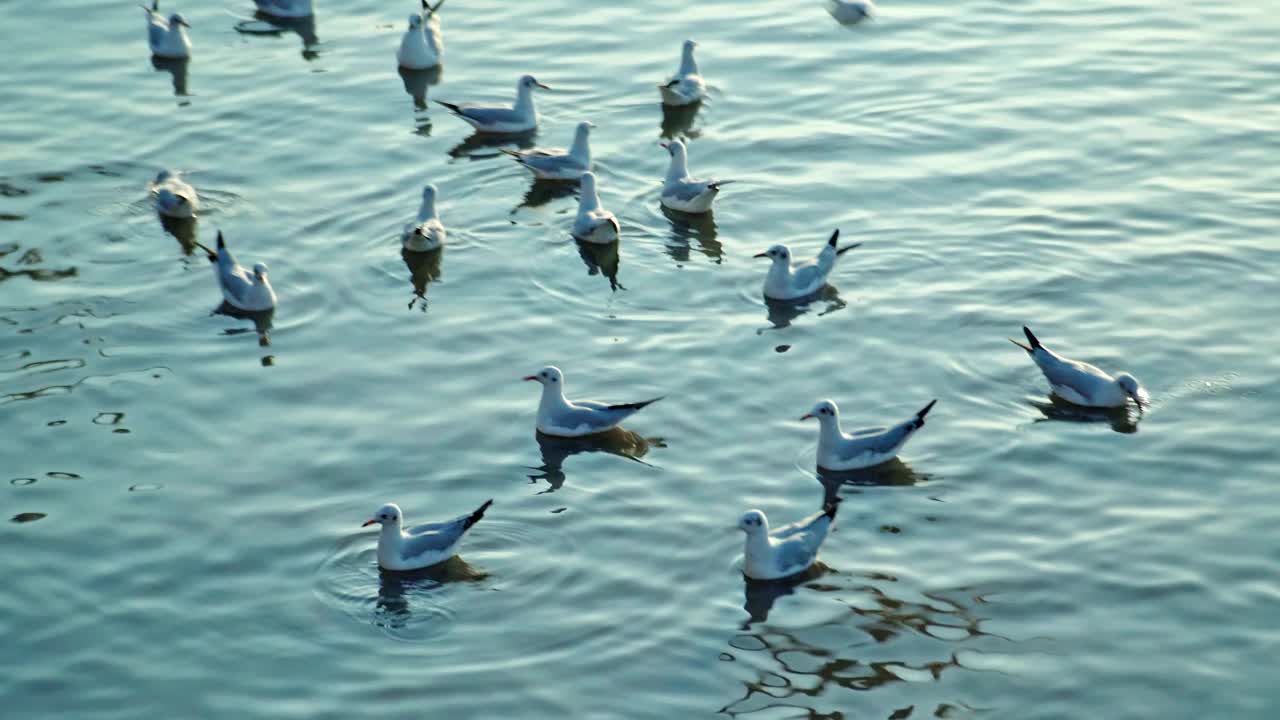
[464,499,494,530]
[1022,326,1042,350]
[917,399,938,420]
[827,228,840,247]
[433,99,462,114]
[216,230,226,249]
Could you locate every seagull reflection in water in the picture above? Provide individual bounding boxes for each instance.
[158,213,198,255]
[816,458,925,506]
[447,129,536,160]
[661,205,722,264]
[374,557,486,629]
[399,65,442,110]
[761,286,846,330]
[575,238,623,291]
[214,302,274,347]
[660,101,702,140]
[150,55,188,97]
[234,12,320,60]
[402,246,442,311]
[527,427,662,493]
[1029,395,1140,434]
[740,562,830,626]
[516,178,578,211]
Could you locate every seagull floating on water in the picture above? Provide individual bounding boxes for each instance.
[739,500,839,581]
[150,170,198,219]
[659,139,732,214]
[397,0,444,70]
[253,0,313,18]
[501,121,592,180]
[435,75,549,134]
[659,39,707,107]
[572,172,619,244]
[803,398,936,471]
[363,499,492,571]
[524,366,662,437]
[206,231,277,311]
[829,0,876,24]
[402,184,446,252]
[754,229,861,301]
[1010,326,1146,408]
[143,1,191,59]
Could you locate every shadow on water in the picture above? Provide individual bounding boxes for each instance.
[724,579,997,717]
[741,563,831,626]
[234,12,320,60]
[661,205,722,264]
[399,66,442,110]
[447,130,536,160]
[760,286,847,330]
[213,302,274,348]
[374,557,487,630]
[158,214,198,255]
[150,56,189,97]
[1029,395,1141,434]
[517,178,578,210]
[526,427,663,493]
[816,459,926,504]
[659,101,702,140]
[402,246,443,311]
[575,238,623,291]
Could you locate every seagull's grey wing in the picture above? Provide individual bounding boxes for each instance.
[773,534,821,575]
[771,509,832,541]
[457,106,522,126]
[668,180,710,201]
[399,524,465,560]
[1035,349,1111,397]
[836,422,912,460]
[790,261,827,291]
[148,20,167,48]
[216,254,255,306]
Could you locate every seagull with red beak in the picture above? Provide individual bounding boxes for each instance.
[524,365,662,437]
[802,398,936,471]
[362,499,492,572]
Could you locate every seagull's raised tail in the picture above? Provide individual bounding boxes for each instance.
[434,99,463,114]
[463,499,493,530]
[914,399,938,424]
[1010,325,1041,353]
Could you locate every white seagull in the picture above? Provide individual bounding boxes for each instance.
[803,399,937,471]
[402,184,446,252]
[524,365,662,437]
[150,170,198,219]
[500,121,592,180]
[435,74,550,134]
[739,500,839,581]
[208,231,277,311]
[754,229,861,301]
[659,39,707,106]
[363,499,492,572]
[659,139,732,214]
[1010,326,1147,408]
[253,0,313,18]
[572,172,619,244]
[143,1,191,59]
[829,0,876,24]
[397,0,444,70]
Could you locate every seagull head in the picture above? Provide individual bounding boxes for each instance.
[659,139,688,160]
[683,39,698,51]
[1114,373,1147,407]
[523,365,563,386]
[407,13,422,28]
[422,183,437,202]
[753,244,790,263]
[252,262,269,280]
[800,399,839,422]
[154,169,174,184]
[362,503,402,528]
[169,13,190,28]
[738,510,768,535]
[579,171,598,193]
[519,74,551,92]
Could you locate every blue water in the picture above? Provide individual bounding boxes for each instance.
[3,0,1279,717]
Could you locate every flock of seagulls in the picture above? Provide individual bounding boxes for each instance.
[141,2,1149,585]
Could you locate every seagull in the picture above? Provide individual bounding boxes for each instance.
[205,231,277,311]
[253,0,314,19]
[659,139,732,214]
[1010,326,1147,408]
[523,365,662,437]
[753,229,861,301]
[572,172,619,244]
[435,74,550,134]
[829,0,876,24]
[402,184,446,252]
[150,170,198,219]
[659,39,707,106]
[500,121,592,180]
[802,399,936,471]
[739,499,839,581]
[397,0,444,70]
[362,499,492,572]
[143,1,191,59]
